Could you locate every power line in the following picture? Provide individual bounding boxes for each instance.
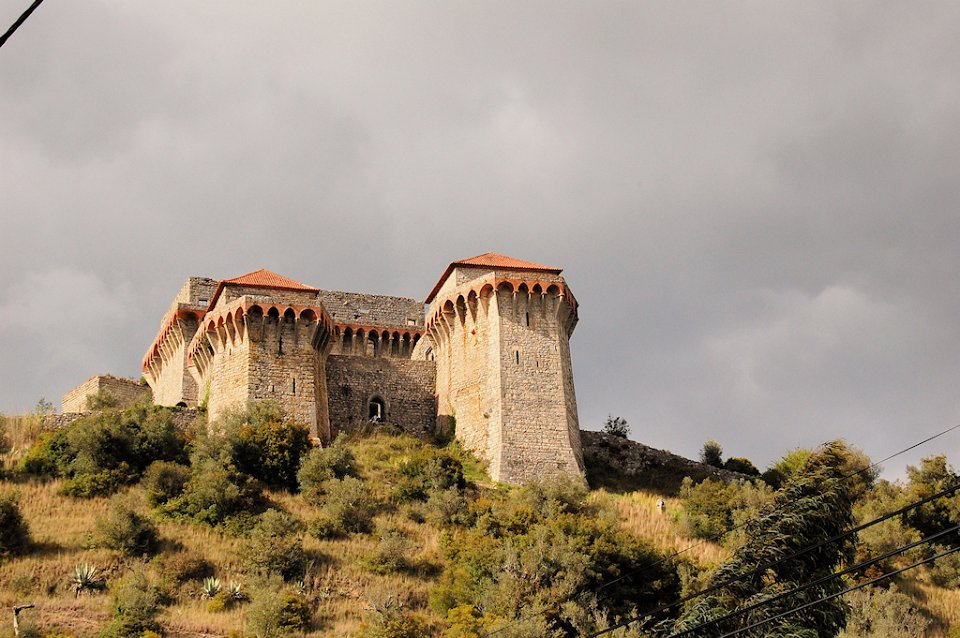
[665,524,960,638]
[485,421,960,638]
[0,0,46,49]
[586,484,960,637]
[717,544,960,638]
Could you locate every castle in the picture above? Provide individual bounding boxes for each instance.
[70,253,584,484]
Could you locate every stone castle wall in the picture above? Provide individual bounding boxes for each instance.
[62,376,152,413]
[495,284,583,483]
[326,355,436,438]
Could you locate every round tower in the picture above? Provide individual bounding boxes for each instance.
[424,253,584,484]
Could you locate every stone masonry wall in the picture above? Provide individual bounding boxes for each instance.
[318,290,424,329]
[326,355,436,439]
[62,376,152,413]
[245,312,330,440]
[496,285,583,483]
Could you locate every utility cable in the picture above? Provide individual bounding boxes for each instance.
[0,0,46,49]
[717,544,960,638]
[664,523,960,638]
[586,481,960,637]
[484,420,960,638]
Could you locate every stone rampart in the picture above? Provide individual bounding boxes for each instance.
[62,376,152,413]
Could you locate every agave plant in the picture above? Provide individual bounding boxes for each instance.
[294,579,307,596]
[227,580,244,601]
[71,563,99,596]
[201,576,222,599]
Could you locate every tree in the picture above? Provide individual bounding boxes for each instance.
[699,439,724,468]
[602,416,630,438]
[662,441,859,638]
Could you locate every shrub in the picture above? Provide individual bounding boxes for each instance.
[247,589,312,637]
[844,584,930,638]
[153,552,213,586]
[0,491,31,559]
[245,509,306,581]
[93,497,160,556]
[395,448,465,502]
[160,458,263,526]
[19,405,187,497]
[699,439,723,468]
[297,436,357,502]
[723,457,759,476]
[361,603,429,638]
[424,488,468,527]
[309,476,378,538]
[206,402,312,491]
[601,415,629,438]
[141,461,191,508]
[98,571,162,638]
[364,529,412,574]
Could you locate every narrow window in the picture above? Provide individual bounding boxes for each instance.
[292,378,296,394]
[525,312,530,327]
[277,336,284,355]
[369,397,385,422]
[515,351,520,365]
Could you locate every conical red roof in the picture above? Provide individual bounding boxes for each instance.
[426,252,562,302]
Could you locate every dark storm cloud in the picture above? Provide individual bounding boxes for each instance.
[2,1,958,476]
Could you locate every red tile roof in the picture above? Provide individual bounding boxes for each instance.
[223,269,317,291]
[208,269,318,309]
[426,252,562,303]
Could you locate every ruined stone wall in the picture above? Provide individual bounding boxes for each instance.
[175,277,218,307]
[62,376,152,413]
[43,408,201,432]
[325,355,436,439]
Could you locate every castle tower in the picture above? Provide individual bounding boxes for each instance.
[183,269,335,440]
[423,253,584,483]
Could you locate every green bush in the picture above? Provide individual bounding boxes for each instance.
[699,439,723,468]
[395,448,465,502]
[844,584,930,638]
[245,509,306,581]
[601,415,629,438]
[246,589,312,637]
[297,436,357,502]
[98,571,163,638]
[0,491,30,559]
[309,476,378,539]
[158,459,263,527]
[152,552,214,586]
[19,405,187,498]
[361,603,429,638]
[141,461,191,508]
[424,488,468,527]
[431,476,678,630]
[723,457,759,476]
[364,529,412,574]
[93,497,160,556]
[205,402,312,491]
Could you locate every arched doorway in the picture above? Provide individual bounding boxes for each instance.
[368,396,386,422]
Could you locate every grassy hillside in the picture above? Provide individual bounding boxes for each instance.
[2,410,960,637]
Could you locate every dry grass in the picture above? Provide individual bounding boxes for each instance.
[595,489,729,568]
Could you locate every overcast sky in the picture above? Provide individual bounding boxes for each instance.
[2,1,959,476]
